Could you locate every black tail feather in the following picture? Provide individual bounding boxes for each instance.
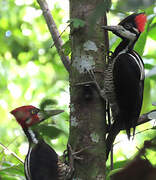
[106,120,121,160]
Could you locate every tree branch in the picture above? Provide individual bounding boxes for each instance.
[37,0,70,72]
[106,109,156,133]
[0,142,24,164]
[137,110,156,126]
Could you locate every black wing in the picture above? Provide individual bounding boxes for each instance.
[113,52,144,137]
[25,141,59,180]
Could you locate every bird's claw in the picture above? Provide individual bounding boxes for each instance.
[63,144,89,179]
[87,69,106,100]
[63,144,84,164]
[106,51,114,61]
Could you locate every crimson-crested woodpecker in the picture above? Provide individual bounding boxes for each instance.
[103,13,147,157]
[11,105,70,180]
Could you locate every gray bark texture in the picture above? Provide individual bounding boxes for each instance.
[69,0,108,179]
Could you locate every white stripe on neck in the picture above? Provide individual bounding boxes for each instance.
[28,129,39,144]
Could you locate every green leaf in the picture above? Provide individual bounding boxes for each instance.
[148,23,156,41]
[37,124,62,139]
[39,99,57,111]
[144,54,156,60]
[135,14,155,56]
[146,65,156,78]
[62,40,71,56]
[0,162,25,180]
[68,18,85,28]
[135,31,147,56]
[141,79,151,113]
[144,63,154,70]
[146,14,156,41]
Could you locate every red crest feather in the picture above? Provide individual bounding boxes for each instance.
[135,13,147,32]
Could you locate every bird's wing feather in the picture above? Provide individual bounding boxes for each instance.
[25,141,59,180]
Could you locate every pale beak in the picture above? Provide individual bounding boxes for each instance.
[38,109,64,122]
[102,25,121,32]
[102,25,136,40]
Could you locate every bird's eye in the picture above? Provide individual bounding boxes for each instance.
[30,109,39,115]
[124,23,132,29]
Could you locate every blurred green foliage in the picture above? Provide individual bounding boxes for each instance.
[0,0,156,179]
[0,0,69,179]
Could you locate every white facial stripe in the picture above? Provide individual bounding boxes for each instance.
[28,129,39,144]
[132,27,139,34]
[118,25,136,41]
[25,118,33,125]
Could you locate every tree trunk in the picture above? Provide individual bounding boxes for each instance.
[69,0,108,179]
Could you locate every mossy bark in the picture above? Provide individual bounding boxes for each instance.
[69,0,107,179]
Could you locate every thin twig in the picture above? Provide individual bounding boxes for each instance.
[37,0,70,72]
[51,24,69,48]
[0,142,24,164]
[135,128,152,136]
[137,110,156,126]
[106,109,156,133]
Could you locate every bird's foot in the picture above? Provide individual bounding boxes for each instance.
[108,51,114,59]
[63,144,89,179]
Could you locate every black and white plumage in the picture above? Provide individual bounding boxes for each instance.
[24,128,71,180]
[102,13,147,158]
[24,133,59,180]
[11,105,71,180]
[105,50,144,137]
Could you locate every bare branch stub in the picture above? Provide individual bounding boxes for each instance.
[37,0,70,72]
[0,142,24,164]
[106,109,156,133]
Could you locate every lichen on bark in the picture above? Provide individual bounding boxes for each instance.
[68,0,108,179]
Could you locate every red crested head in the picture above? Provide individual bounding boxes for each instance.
[135,13,147,32]
[10,105,40,128]
[10,105,64,128]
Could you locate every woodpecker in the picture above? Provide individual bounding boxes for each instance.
[11,105,72,180]
[102,13,147,157]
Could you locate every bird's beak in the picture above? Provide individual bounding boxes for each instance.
[102,25,136,40]
[102,25,121,32]
[38,109,64,122]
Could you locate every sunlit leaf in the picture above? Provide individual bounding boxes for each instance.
[68,18,85,28]
[0,162,25,180]
[141,79,151,113]
[62,40,71,56]
[146,65,156,78]
[40,99,57,110]
[37,124,63,139]
[144,63,154,70]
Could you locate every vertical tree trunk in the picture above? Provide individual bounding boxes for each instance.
[69,0,108,179]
